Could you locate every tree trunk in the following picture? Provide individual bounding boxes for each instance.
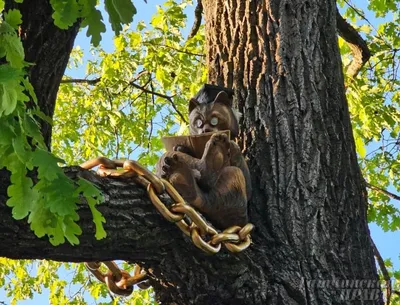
[203,0,382,304]
[0,0,383,305]
[5,0,80,148]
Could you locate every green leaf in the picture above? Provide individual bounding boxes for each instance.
[4,9,22,29]
[7,165,37,220]
[22,77,38,103]
[48,219,66,246]
[0,84,18,115]
[84,8,106,46]
[31,148,65,181]
[0,21,15,34]
[112,0,136,24]
[0,64,22,82]
[354,134,366,158]
[28,196,55,238]
[63,216,82,245]
[104,0,136,35]
[12,134,30,164]
[88,198,107,240]
[114,35,126,51]
[76,178,106,240]
[36,178,77,216]
[23,114,45,147]
[104,0,123,35]
[0,118,15,146]
[2,33,25,68]
[50,0,80,29]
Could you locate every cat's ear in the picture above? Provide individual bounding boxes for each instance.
[189,98,200,114]
[213,91,232,107]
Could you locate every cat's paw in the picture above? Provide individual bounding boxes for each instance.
[201,132,230,171]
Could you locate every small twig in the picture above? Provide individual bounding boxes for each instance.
[60,77,101,85]
[187,0,203,40]
[142,88,149,146]
[107,289,115,302]
[343,0,391,48]
[61,70,149,86]
[148,81,156,152]
[336,7,371,78]
[129,82,188,124]
[366,182,400,201]
[60,74,188,124]
[371,237,392,305]
[143,41,204,57]
[131,70,150,83]
[114,126,120,159]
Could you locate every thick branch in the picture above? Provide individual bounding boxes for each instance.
[187,0,203,40]
[336,7,371,78]
[0,167,267,305]
[0,167,179,262]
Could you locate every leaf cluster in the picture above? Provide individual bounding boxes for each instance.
[338,0,400,233]
[53,0,206,167]
[0,4,105,246]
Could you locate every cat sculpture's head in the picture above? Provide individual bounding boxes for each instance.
[188,85,240,138]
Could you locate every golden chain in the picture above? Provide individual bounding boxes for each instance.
[85,261,150,295]
[81,157,254,295]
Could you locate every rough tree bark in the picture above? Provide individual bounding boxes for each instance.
[4,0,80,147]
[0,0,383,305]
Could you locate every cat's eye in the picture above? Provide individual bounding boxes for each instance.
[210,117,219,126]
[196,119,203,128]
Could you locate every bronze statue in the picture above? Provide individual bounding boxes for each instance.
[156,85,251,229]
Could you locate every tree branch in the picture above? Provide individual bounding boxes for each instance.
[144,42,205,57]
[59,77,188,124]
[366,182,400,201]
[187,0,203,40]
[371,238,392,305]
[336,7,371,78]
[128,82,188,124]
[0,167,266,304]
[0,167,179,262]
[61,78,101,85]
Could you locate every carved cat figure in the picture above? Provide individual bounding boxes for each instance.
[156,85,251,229]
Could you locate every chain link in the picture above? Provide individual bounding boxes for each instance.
[81,156,254,295]
[85,261,148,296]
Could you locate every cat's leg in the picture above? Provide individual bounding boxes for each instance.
[200,166,248,229]
[197,132,231,189]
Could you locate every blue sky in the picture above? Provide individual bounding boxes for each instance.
[1,0,400,304]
